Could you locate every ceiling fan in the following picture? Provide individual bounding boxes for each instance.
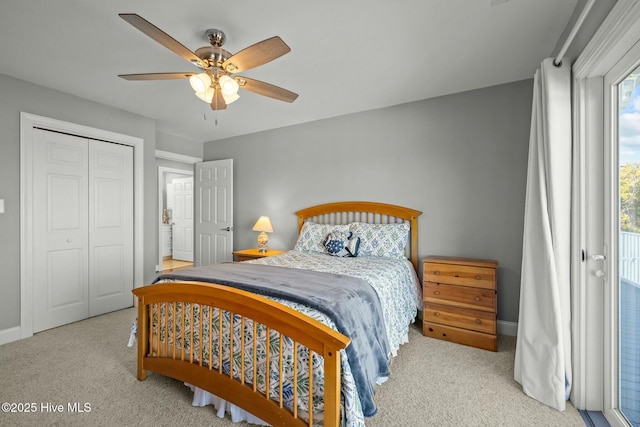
[118,13,298,110]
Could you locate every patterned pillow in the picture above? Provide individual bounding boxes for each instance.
[350,222,410,258]
[294,222,350,253]
[323,230,361,257]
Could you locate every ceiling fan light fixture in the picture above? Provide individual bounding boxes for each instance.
[222,91,240,104]
[195,86,215,103]
[219,75,239,96]
[189,73,212,93]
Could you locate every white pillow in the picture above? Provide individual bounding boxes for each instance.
[350,222,410,258]
[294,222,350,253]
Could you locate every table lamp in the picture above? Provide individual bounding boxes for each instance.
[252,216,273,252]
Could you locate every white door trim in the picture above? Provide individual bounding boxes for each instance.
[572,0,640,418]
[155,149,202,164]
[20,112,144,340]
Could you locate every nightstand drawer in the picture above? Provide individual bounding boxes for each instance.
[423,322,497,352]
[423,262,496,290]
[423,282,496,312]
[424,303,496,334]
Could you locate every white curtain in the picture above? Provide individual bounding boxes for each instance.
[514,58,572,411]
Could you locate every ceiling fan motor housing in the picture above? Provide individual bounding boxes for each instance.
[195,45,232,71]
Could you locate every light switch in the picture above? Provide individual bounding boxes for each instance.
[0,199,4,214]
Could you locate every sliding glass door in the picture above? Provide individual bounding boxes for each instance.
[603,40,640,427]
[616,63,640,427]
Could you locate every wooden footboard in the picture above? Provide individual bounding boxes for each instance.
[133,281,351,427]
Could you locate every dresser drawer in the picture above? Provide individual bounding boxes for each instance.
[423,262,496,290]
[424,303,496,334]
[423,282,496,312]
[423,322,497,351]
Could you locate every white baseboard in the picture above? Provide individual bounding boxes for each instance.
[498,320,518,337]
[0,326,22,346]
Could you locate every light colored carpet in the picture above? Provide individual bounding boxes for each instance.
[0,308,584,426]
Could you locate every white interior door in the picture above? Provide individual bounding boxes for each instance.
[171,176,194,262]
[88,140,134,317]
[194,159,233,266]
[32,129,89,332]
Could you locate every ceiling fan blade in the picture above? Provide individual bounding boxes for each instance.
[119,13,205,67]
[222,36,290,73]
[235,77,298,103]
[119,72,196,81]
[211,89,227,110]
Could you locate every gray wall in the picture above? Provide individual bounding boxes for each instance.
[0,73,159,331]
[157,130,203,159]
[204,79,533,324]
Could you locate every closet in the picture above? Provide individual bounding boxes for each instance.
[31,128,134,333]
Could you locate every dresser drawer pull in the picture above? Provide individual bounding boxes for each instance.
[475,319,482,324]
[434,291,441,296]
[434,312,440,316]
[434,271,441,275]
[474,296,481,301]
[475,274,481,280]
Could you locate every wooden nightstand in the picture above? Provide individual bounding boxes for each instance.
[232,248,284,262]
[422,256,498,351]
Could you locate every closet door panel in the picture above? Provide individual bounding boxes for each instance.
[88,140,134,316]
[32,130,89,332]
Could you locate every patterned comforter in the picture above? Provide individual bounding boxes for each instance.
[154,250,421,426]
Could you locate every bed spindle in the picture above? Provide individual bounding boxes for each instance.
[218,310,223,374]
[265,326,271,402]
[172,302,177,359]
[189,304,194,363]
[208,307,213,370]
[253,321,258,392]
[278,334,284,408]
[293,340,298,420]
[240,316,246,384]
[181,302,185,361]
[229,311,234,379]
[308,351,314,427]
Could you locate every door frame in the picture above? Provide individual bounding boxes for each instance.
[155,150,201,271]
[20,112,144,339]
[157,167,194,270]
[572,0,640,420]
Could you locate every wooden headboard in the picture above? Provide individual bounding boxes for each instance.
[295,201,422,271]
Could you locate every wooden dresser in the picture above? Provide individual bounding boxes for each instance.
[422,256,498,351]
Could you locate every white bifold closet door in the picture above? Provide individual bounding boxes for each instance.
[32,129,134,333]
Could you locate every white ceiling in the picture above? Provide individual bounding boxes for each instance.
[0,0,578,143]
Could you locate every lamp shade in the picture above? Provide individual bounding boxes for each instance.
[222,91,240,104]
[189,73,212,93]
[219,75,239,96]
[252,216,273,233]
[195,86,215,103]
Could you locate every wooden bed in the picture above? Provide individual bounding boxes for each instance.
[133,201,422,427]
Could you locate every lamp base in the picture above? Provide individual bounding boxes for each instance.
[257,231,268,253]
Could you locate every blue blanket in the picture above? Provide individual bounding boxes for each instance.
[155,262,390,417]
